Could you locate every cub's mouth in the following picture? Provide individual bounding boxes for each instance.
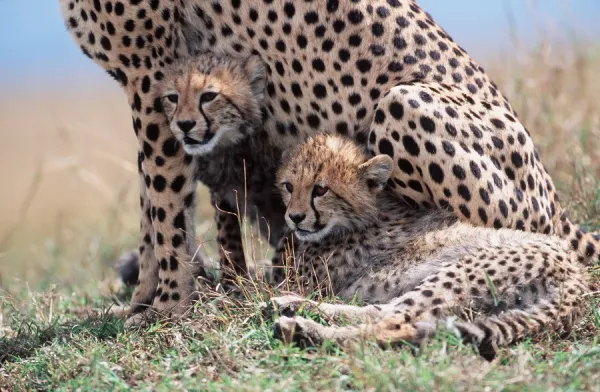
[183,131,215,146]
[183,136,207,145]
[293,225,328,242]
[295,228,318,235]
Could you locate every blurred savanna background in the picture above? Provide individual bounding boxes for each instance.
[1,1,600,389]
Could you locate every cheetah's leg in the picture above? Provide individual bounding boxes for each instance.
[369,81,600,264]
[106,167,164,319]
[274,244,588,353]
[558,214,600,266]
[60,1,204,321]
[369,82,558,232]
[128,174,161,314]
[275,282,586,354]
[268,295,391,324]
[213,196,247,282]
[444,287,587,359]
[124,80,203,326]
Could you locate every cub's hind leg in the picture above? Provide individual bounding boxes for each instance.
[212,195,247,282]
[446,281,587,359]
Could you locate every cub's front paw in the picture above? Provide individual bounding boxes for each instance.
[262,295,317,318]
[273,316,324,347]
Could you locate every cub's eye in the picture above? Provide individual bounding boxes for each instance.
[283,182,294,193]
[200,92,218,103]
[165,94,178,103]
[313,185,329,197]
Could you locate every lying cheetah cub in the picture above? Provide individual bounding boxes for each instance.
[270,135,590,357]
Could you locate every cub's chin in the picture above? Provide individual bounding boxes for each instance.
[181,137,220,155]
[293,225,334,243]
[175,131,222,156]
[181,126,250,156]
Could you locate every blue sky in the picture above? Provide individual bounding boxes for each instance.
[1,0,599,89]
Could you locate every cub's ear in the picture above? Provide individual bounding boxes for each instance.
[280,148,291,164]
[280,144,300,166]
[358,155,393,193]
[244,55,266,99]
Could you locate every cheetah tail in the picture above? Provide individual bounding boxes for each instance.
[558,213,600,266]
[416,297,585,360]
[116,251,140,287]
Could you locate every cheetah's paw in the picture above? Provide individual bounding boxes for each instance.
[273,315,324,347]
[261,295,317,318]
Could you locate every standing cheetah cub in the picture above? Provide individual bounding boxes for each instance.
[157,53,287,280]
[270,135,590,357]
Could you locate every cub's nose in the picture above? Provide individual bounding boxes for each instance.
[177,120,196,133]
[288,213,306,224]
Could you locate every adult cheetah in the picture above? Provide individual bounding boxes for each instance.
[268,135,590,358]
[59,0,599,321]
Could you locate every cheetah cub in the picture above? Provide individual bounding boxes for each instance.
[157,53,286,278]
[270,135,590,358]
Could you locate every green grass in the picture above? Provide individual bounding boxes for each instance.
[2,279,600,391]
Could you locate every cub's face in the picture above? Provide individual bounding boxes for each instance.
[159,54,265,155]
[277,136,393,242]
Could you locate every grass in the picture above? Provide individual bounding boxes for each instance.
[1,42,600,391]
[2,280,600,390]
